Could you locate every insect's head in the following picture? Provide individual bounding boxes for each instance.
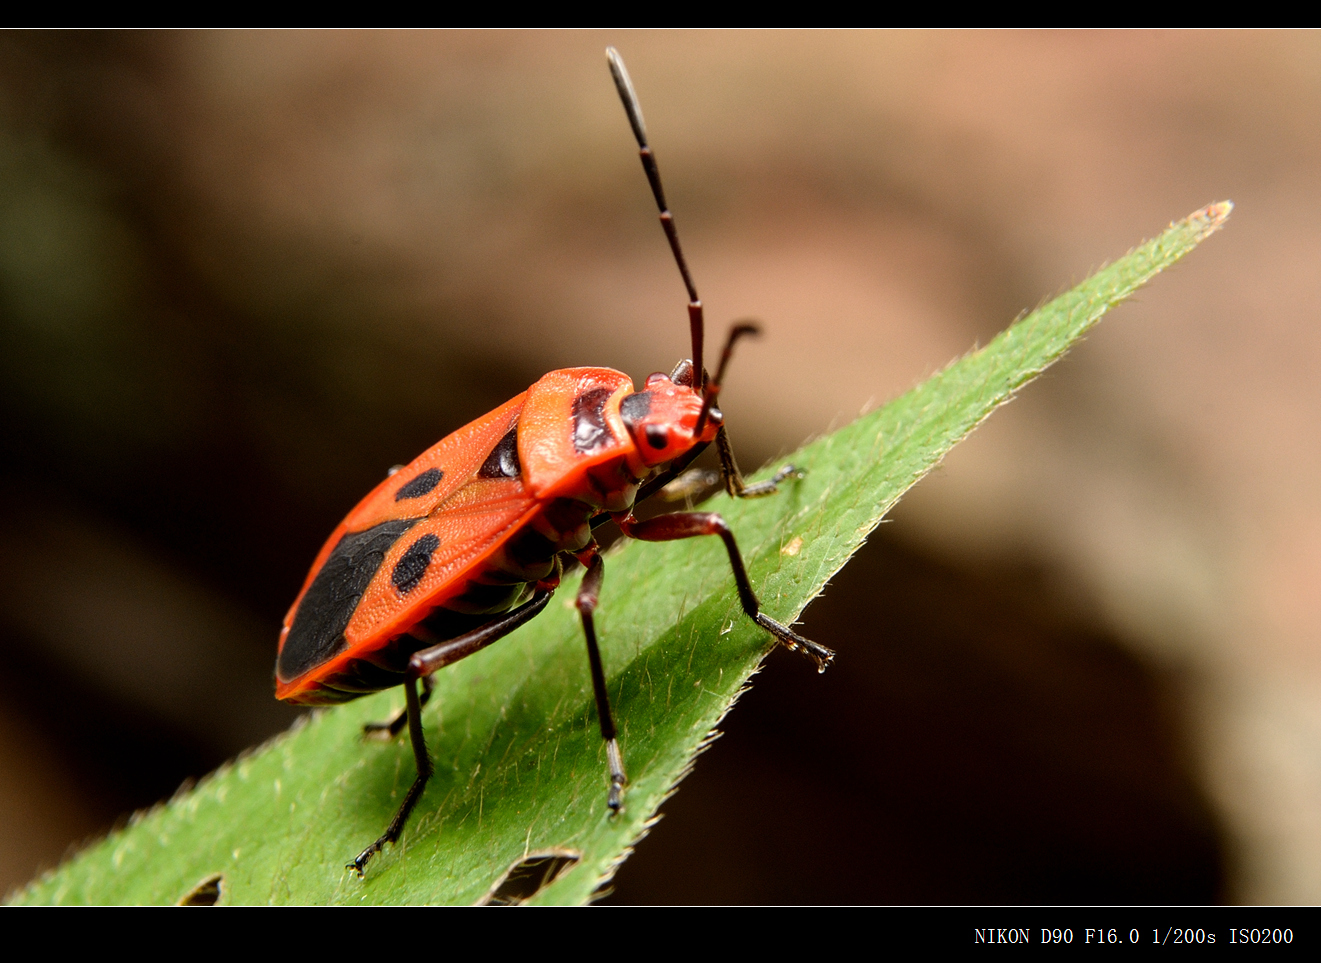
[619,366,721,469]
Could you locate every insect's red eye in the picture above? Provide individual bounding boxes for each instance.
[644,425,668,450]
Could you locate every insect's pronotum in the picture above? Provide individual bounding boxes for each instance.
[274,48,835,877]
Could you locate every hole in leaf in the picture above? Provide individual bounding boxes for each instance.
[479,851,580,905]
[177,873,223,906]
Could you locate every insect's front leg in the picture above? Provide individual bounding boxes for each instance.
[573,543,627,812]
[715,426,804,499]
[614,511,834,671]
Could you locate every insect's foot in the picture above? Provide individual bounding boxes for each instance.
[350,834,393,878]
[606,738,627,814]
[348,851,374,879]
[737,464,806,499]
[756,613,835,672]
[807,642,837,674]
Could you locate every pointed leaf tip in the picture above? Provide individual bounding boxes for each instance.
[1185,200,1233,239]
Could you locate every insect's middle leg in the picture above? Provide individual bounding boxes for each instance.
[615,511,835,671]
[350,675,433,877]
[574,544,627,812]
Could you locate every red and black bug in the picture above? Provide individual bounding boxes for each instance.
[275,48,835,877]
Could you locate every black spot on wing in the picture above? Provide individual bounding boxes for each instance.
[392,534,440,595]
[277,519,420,682]
[479,427,521,479]
[395,467,443,501]
[572,387,614,454]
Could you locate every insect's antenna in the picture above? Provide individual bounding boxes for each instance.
[607,46,705,385]
[695,322,761,435]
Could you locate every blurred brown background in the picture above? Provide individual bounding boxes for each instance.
[0,31,1316,904]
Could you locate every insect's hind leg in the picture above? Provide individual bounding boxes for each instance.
[615,511,834,671]
[349,588,556,878]
[364,672,433,738]
[350,675,432,877]
[715,426,803,499]
[574,545,627,811]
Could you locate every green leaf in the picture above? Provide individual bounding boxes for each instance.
[11,202,1231,906]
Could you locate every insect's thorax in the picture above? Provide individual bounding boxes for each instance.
[476,364,714,589]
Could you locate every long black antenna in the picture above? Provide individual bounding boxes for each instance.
[607,46,705,385]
